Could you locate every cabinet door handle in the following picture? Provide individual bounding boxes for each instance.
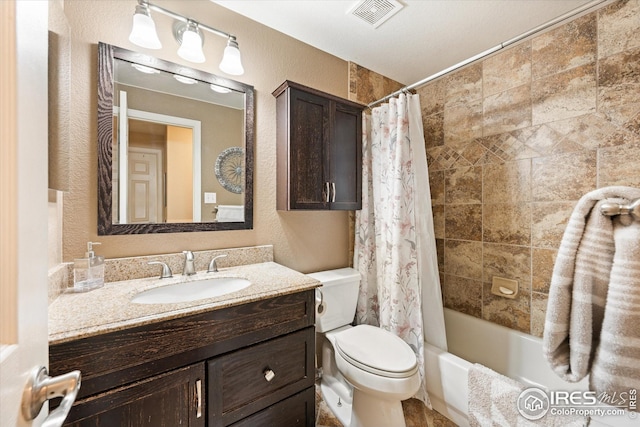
[331,182,336,203]
[264,369,276,382]
[22,366,81,427]
[324,182,331,203]
[195,379,202,418]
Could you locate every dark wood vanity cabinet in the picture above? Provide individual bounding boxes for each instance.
[273,81,364,211]
[50,290,315,427]
[64,364,205,427]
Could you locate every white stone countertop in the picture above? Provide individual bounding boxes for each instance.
[49,262,320,345]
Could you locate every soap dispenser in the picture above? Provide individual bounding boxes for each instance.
[72,242,105,292]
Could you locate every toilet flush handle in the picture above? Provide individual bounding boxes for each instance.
[315,288,325,315]
[263,369,275,382]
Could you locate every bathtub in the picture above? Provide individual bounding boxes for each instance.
[424,309,637,427]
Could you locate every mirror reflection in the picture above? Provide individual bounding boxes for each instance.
[97,43,254,234]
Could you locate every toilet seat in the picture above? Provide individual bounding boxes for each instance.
[334,325,418,379]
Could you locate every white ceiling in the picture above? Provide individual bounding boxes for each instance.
[213,0,598,85]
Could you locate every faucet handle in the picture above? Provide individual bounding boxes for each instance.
[207,254,228,273]
[148,261,173,279]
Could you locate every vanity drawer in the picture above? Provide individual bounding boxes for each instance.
[229,387,315,427]
[207,327,315,426]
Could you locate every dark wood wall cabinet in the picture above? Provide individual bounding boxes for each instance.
[273,81,364,211]
[50,290,315,427]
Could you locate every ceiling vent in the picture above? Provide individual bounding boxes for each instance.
[348,0,404,29]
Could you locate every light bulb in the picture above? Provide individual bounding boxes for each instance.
[131,63,160,74]
[128,3,162,50]
[219,37,244,75]
[173,75,197,85]
[210,84,231,93]
[177,21,205,63]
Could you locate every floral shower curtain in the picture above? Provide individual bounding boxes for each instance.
[354,93,447,406]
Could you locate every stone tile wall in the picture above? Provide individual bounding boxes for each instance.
[348,62,405,105]
[419,0,640,336]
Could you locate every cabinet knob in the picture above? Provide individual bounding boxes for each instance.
[263,369,276,382]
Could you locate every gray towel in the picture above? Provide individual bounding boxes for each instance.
[468,364,585,426]
[543,186,640,408]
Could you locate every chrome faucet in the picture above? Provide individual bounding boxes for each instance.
[148,261,173,279]
[207,254,228,273]
[182,251,196,276]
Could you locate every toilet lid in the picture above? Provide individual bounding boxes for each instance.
[334,325,418,378]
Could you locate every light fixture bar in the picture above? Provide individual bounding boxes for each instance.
[144,0,233,40]
[132,0,244,75]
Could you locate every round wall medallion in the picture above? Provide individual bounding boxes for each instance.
[215,147,244,194]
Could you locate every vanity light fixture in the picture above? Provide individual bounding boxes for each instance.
[219,36,244,76]
[128,0,245,75]
[210,84,232,94]
[131,63,160,74]
[173,74,198,85]
[175,20,205,63]
[128,1,162,49]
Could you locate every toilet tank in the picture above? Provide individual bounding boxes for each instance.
[307,268,361,333]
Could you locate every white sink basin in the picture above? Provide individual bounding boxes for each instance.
[131,277,251,304]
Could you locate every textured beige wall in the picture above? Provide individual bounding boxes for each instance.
[62,0,351,273]
[48,0,70,191]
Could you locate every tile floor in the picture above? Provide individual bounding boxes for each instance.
[315,385,458,427]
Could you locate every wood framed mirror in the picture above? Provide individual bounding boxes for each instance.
[97,42,254,234]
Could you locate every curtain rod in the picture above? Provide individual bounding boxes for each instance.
[368,0,608,108]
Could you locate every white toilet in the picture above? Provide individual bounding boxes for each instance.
[309,268,420,427]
